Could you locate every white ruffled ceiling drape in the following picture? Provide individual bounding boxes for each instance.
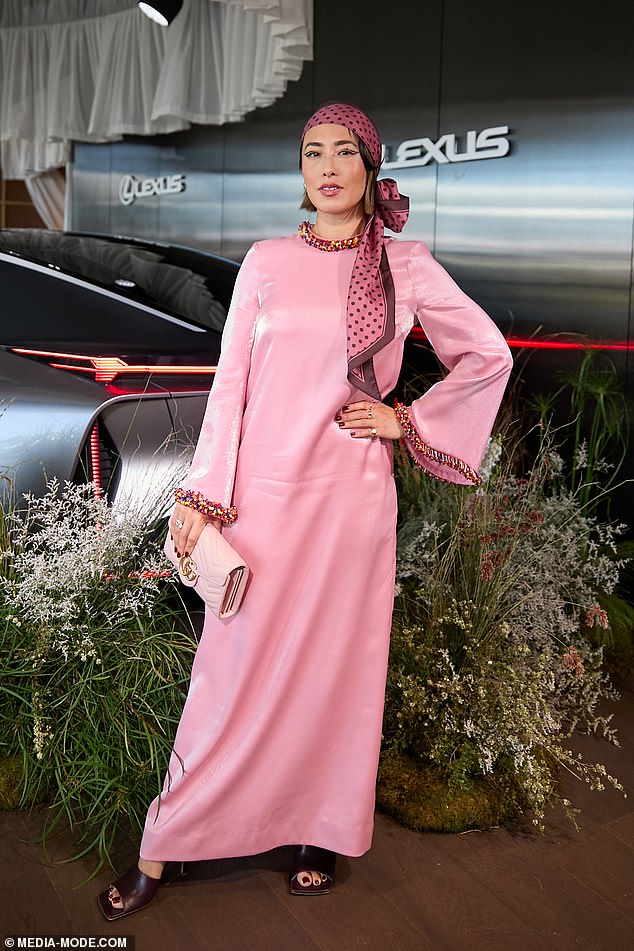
[0,0,313,180]
[24,168,66,230]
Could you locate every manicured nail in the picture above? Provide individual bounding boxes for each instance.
[342,405,349,411]
[338,422,345,428]
[350,431,356,437]
[334,415,342,422]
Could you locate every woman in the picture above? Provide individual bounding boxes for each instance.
[98,102,512,919]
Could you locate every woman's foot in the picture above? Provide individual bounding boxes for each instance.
[139,858,165,880]
[290,845,336,896]
[97,860,164,921]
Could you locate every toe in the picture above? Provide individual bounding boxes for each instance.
[108,886,123,908]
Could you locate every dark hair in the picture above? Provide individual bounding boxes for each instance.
[300,133,377,215]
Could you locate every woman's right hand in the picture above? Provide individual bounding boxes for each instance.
[170,502,222,558]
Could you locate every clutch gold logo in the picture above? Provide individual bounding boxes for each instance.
[179,554,199,585]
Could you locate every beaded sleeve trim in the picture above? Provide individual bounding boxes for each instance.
[174,488,238,524]
[394,402,482,486]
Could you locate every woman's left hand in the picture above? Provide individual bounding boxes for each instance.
[335,401,404,441]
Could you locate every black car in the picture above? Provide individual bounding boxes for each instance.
[0,229,239,508]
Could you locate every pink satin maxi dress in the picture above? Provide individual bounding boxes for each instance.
[140,234,513,862]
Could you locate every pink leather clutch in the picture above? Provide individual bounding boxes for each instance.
[164,524,249,618]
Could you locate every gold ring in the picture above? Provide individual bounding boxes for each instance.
[371,427,377,437]
[367,408,373,418]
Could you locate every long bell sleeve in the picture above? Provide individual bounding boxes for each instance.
[175,244,260,522]
[394,243,513,485]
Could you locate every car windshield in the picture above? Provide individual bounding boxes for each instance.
[0,230,236,354]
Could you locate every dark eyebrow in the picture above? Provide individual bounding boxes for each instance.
[303,139,358,148]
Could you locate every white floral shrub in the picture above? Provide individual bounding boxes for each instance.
[383,434,626,826]
[0,478,196,867]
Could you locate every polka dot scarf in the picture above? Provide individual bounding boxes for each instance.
[301,102,409,400]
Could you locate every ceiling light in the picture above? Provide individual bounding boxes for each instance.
[137,0,183,26]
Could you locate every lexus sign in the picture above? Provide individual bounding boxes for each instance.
[382,125,511,169]
[118,173,186,206]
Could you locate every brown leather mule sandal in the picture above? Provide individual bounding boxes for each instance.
[290,844,336,896]
[97,866,162,921]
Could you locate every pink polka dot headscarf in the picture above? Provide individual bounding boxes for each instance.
[301,102,409,401]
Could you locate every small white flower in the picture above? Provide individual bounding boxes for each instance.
[574,440,589,470]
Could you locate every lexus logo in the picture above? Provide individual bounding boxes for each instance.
[118,173,187,206]
[382,126,511,169]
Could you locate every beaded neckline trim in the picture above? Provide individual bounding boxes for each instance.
[298,220,362,252]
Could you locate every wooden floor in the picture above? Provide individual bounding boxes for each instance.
[3,677,634,951]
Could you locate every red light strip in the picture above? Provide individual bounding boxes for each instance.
[407,328,633,351]
[13,333,634,385]
[505,337,632,352]
[89,424,102,499]
[12,348,217,383]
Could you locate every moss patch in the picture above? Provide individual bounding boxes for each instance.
[0,756,26,809]
[376,754,522,833]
